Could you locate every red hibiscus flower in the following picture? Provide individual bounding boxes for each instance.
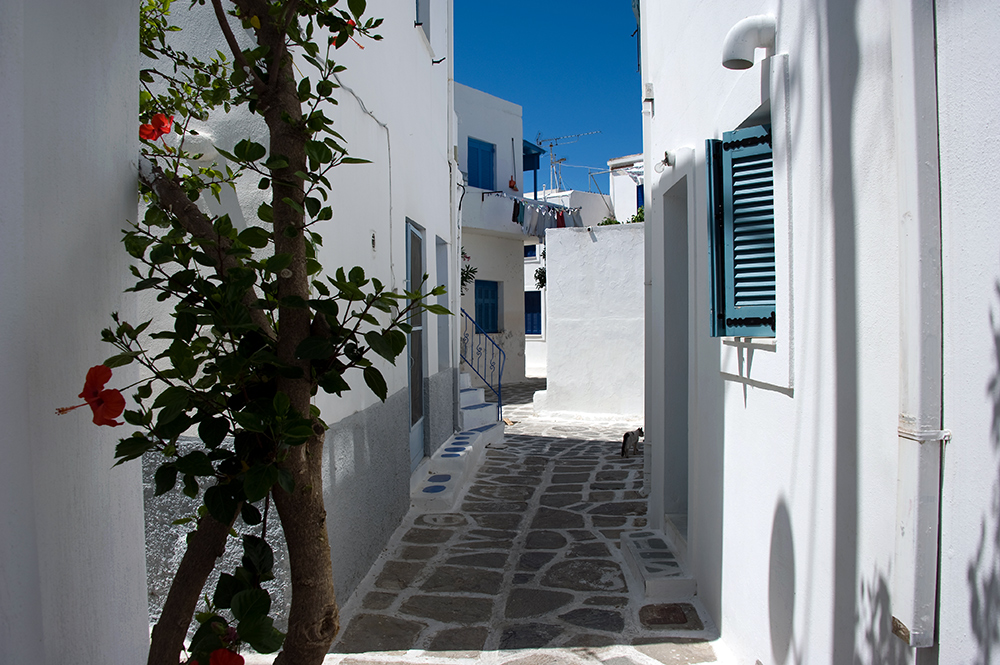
[209,648,245,665]
[139,113,174,141]
[56,365,125,427]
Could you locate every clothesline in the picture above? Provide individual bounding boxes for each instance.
[480,190,583,214]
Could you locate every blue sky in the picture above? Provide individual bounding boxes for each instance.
[454,1,642,194]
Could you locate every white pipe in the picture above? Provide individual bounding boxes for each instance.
[890,0,945,648]
[722,14,776,70]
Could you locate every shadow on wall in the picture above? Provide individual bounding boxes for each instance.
[968,280,1000,664]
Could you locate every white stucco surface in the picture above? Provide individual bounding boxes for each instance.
[460,233,527,386]
[0,0,149,661]
[608,154,643,222]
[641,0,1000,663]
[539,225,644,418]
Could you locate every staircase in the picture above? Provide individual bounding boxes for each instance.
[459,371,498,430]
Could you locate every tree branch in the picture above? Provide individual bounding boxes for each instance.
[138,157,276,339]
[147,509,240,665]
[210,0,266,91]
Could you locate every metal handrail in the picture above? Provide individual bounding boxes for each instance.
[460,307,505,420]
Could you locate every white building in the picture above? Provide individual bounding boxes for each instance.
[0,1,466,654]
[640,1,1000,663]
[608,153,644,223]
[455,83,529,388]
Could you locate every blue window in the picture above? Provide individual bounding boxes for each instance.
[475,280,499,333]
[706,125,775,337]
[525,291,542,335]
[468,138,495,190]
[636,183,645,210]
[524,244,537,258]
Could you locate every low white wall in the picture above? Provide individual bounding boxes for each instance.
[540,225,644,418]
[523,242,547,377]
[0,0,149,661]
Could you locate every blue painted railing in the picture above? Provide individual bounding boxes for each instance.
[460,307,505,420]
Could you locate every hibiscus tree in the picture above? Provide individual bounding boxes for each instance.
[80,2,447,664]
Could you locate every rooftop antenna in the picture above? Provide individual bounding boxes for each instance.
[536,130,601,191]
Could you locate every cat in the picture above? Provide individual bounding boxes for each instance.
[621,427,644,458]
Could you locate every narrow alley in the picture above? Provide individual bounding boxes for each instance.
[314,382,719,665]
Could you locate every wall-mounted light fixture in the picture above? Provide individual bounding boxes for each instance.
[653,150,675,174]
[722,14,776,70]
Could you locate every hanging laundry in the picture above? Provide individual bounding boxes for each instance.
[556,210,565,228]
[518,202,526,226]
[569,210,583,227]
[511,200,520,223]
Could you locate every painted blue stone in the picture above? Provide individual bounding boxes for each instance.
[428,474,451,482]
[445,446,467,452]
[441,453,460,458]
[422,485,446,494]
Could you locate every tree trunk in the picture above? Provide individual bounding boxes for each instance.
[147,511,238,665]
[271,430,340,665]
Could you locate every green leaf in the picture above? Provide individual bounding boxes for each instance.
[198,417,230,448]
[424,303,452,316]
[241,502,262,526]
[266,253,293,273]
[363,366,388,401]
[182,474,199,498]
[238,615,285,653]
[364,331,395,362]
[258,177,270,190]
[149,243,174,265]
[153,464,178,496]
[233,411,265,433]
[340,156,371,164]
[272,391,290,416]
[175,451,215,476]
[213,572,245,609]
[153,386,190,409]
[257,202,273,223]
[310,299,338,317]
[244,464,279,503]
[203,484,238,524]
[233,139,267,162]
[231,588,271,623]
[276,467,295,494]
[241,534,274,577]
[349,266,366,283]
[103,352,137,368]
[239,226,271,248]
[295,336,334,360]
[114,434,153,464]
[348,0,366,18]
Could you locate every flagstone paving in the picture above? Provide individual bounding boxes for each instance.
[316,381,721,665]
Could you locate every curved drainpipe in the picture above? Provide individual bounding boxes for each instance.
[722,14,776,70]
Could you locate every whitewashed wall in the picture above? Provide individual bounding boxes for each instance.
[643,1,1000,663]
[608,154,643,222]
[460,233,527,385]
[538,225,644,418]
[523,241,547,377]
[640,0,912,663]
[455,82,522,196]
[0,0,149,662]
[149,1,460,609]
[937,2,1000,663]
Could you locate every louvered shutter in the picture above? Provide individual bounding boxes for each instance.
[706,125,776,337]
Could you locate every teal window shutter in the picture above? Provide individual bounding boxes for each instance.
[475,280,499,333]
[468,138,495,190]
[706,125,776,337]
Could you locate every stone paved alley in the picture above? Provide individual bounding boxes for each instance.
[251,381,723,665]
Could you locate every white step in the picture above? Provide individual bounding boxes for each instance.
[460,372,473,389]
[460,386,484,407]
[460,401,498,430]
[410,422,505,512]
[622,530,697,600]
